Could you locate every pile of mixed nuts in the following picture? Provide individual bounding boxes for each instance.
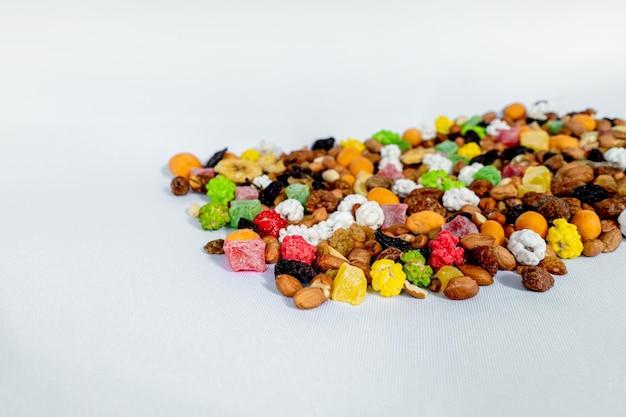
[168,102,626,309]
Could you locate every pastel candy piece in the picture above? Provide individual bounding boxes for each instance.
[376,163,405,180]
[229,199,262,228]
[497,127,520,147]
[189,167,216,178]
[441,214,479,238]
[235,186,260,201]
[380,203,408,231]
[223,238,267,272]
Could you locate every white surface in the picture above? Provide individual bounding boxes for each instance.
[2,1,626,416]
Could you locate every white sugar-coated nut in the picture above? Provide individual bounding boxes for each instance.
[322,169,340,183]
[458,162,484,185]
[423,153,453,174]
[442,188,480,212]
[507,229,546,265]
[274,199,304,222]
[618,210,626,237]
[355,201,384,230]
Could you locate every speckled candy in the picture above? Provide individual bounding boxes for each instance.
[280,235,317,265]
[223,237,267,272]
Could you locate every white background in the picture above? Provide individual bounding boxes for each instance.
[2,1,626,416]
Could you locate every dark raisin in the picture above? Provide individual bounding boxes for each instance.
[501,146,533,162]
[260,181,284,206]
[470,149,499,166]
[274,260,319,283]
[506,204,526,224]
[237,217,258,233]
[311,137,335,151]
[464,130,481,144]
[587,149,605,162]
[570,184,609,205]
[375,229,412,252]
[205,148,227,168]
[562,153,574,162]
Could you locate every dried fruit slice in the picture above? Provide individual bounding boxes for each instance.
[214,159,263,184]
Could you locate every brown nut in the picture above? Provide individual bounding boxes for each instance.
[490,245,516,270]
[310,274,333,299]
[275,274,303,297]
[460,233,496,250]
[521,266,554,292]
[457,264,494,286]
[489,184,518,200]
[538,256,567,275]
[348,248,372,266]
[582,239,604,257]
[443,276,479,300]
[600,228,622,253]
[263,236,281,264]
[403,281,428,299]
[316,254,347,271]
[293,287,328,310]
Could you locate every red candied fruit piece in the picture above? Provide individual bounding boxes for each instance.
[428,230,464,269]
[497,127,521,147]
[376,163,405,180]
[441,215,478,238]
[280,235,317,265]
[253,209,288,238]
[502,164,526,178]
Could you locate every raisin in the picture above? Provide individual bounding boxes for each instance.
[501,146,533,162]
[205,148,227,168]
[375,229,412,252]
[274,260,320,283]
[237,217,258,233]
[506,204,526,224]
[464,130,481,144]
[570,184,610,205]
[260,181,284,207]
[587,149,605,162]
[470,149,499,166]
[311,137,335,151]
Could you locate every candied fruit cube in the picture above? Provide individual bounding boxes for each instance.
[522,166,551,193]
[520,130,549,152]
[331,263,367,306]
[223,237,267,272]
[380,203,408,231]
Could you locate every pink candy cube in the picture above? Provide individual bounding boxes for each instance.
[381,203,408,231]
[235,186,260,201]
[223,238,267,272]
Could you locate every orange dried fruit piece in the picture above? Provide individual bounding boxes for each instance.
[503,102,526,120]
[570,114,596,132]
[367,187,400,206]
[225,229,261,241]
[168,152,204,179]
[336,147,362,167]
[570,209,602,241]
[348,156,375,176]
[549,134,579,151]
[480,220,505,245]
[402,128,422,146]
[406,210,445,235]
[515,211,549,239]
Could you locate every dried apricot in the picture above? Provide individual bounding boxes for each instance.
[168,152,204,179]
[336,147,362,167]
[406,210,445,235]
[348,156,375,176]
[571,113,596,132]
[570,209,602,241]
[503,102,526,120]
[402,128,422,146]
[514,211,549,239]
[480,219,505,245]
[366,187,400,206]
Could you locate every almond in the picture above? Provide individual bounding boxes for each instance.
[293,287,327,310]
[315,254,347,271]
[443,276,479,300]
[490,245,517,270]
[457,264,494,286]
[275,274,302,297]
[310,274,333,299]
[460,233,496,250]
[489,183,517,200]
[403,281,428,299]
[600,228,622,253]
[263,236,281,264]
